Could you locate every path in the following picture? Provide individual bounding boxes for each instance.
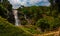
[34,31,59,36]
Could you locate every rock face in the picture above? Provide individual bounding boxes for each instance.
[7,11,15,24]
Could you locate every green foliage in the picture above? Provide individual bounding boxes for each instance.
[21,25,41,34]
[49,0,60,15]
[0,0,12,18]
[36,16,60,31]
[2,0,12,11]
[0,5,8,18]
[21,20,27,25]
[0,0,13,24]
[0,17,33,36]
[18,6,50,25]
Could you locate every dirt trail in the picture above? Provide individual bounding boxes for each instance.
[34,31,59,36]
[18,26,60,36]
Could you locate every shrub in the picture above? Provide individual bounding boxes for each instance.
[0,5,8,18]
[21,20,27,25]
[36,16,60,32]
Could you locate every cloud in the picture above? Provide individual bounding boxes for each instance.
[8,0,50,9]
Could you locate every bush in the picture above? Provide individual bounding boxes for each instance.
[0,17,33,36]
[21,20,27,25]
[0,5,8,18]
[36,16,60,32]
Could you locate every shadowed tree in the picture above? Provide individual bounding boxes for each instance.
[49,0,60,15]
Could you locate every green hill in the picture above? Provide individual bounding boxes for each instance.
[0,17,33,36]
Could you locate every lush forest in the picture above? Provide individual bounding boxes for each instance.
[0,0,60,36]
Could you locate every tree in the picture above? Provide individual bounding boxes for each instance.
[36,16,60,31]
[49,0,60,16]
[2,0,12,11]
[0,5,8,18]
[0,0,13,24]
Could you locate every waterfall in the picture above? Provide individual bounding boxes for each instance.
[13,9,19,26]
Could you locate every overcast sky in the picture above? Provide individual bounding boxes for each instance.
[8,0,50,9]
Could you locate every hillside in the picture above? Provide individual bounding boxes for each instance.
[0,17,33,36]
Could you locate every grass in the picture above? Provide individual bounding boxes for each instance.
[19,25,42,34]
[0,17,33,36]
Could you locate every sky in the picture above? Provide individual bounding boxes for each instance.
[8,0,50,9]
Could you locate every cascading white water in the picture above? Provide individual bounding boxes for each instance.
[13,9,19,26]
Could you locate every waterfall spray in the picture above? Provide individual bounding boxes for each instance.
[13,9,19,26]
